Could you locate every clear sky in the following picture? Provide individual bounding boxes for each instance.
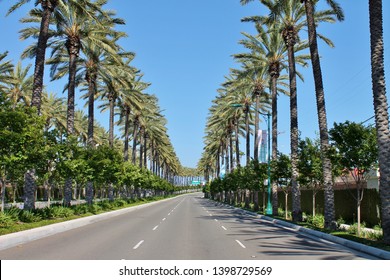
[0,0,389,168]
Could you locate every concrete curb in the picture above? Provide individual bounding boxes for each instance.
[217,203,390,260]
[0,196,180,251]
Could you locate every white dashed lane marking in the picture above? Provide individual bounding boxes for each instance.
[133,240,144,250]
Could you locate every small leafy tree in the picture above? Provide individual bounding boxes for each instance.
[298,137,323,216]
[0,106,45,211]
[271,153,292,219]
[329,121,378,236]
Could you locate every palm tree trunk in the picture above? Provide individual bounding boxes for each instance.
[271,73,279,215]
[31,1,57,113]
[23,169,37,210]
[86,67,96,146]
[139,127,144,168]
[86,181,93,205]
[132,118,139,164]
[86,67,96,204]
[245,104,250,165]
[369,0,390,244]
[229,128,234,172]
[64,47,78,207]
[124,106,130,161]
[303,0,336,230]
[284,31,302,222]
[1,177,6,212]
[143,133,147,168]
[254,93,260,162]
[235,116,241,168]
[66,52,78,136]
[108,94,115,148]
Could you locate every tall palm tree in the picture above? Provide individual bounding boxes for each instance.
[9,0,104,114]
[369,0,390,244]
[301,0,344,230]
[242,0,335,222]
[38,1,116,206]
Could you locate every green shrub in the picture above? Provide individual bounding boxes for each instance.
[5,207,22,221]
[0,212,15,227]
[347,222,366,235]
[99,200,114,210]
[363,230,383,241]
[337,216,345,227]
[73,204,89,215]
[88,204,102,214]
[113,199,127,208]
[306,214,325,228]
[19,210,42,223]
[49,206,74,218]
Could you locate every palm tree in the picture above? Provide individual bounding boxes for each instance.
[242,0,335,222]
[5,61,33,109]
[40,91,66,132]
[369,0,390,244]
[9,0,104,114]
[0,52,14,95]
[301,0,344,230]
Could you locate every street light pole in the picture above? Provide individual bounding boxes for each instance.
[266,112,273,215]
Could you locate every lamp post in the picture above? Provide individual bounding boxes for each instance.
[231,104,272,215]
[265,112,272,215]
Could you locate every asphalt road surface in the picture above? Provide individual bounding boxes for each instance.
[0,193,378,260]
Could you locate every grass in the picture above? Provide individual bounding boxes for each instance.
[0,195,176,236]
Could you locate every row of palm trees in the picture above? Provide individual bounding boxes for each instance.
[199,0,389,244]
[1,0,183,207]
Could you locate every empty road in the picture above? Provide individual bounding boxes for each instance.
[0,193,378,260]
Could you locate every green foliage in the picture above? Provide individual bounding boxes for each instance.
[207,161,268,197]
[19,210,42,223]
[0,212,15,227]
[47,206,74,218]
[337,216,345,227]
[271,152,291,188]
[113,199,127,208]
[73,204,90,215]
[0,106,46,182]
[298,137,323,189]
[329,121,378,176]
[306,214,325,228]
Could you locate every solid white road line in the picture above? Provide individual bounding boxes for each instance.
[235,240,246,249]
[133,240,144,250]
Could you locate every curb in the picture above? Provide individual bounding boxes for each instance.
[217,203,390,260]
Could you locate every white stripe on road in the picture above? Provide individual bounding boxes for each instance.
[235,240,246,249]
[133,240,144,250]
[221,226,227,231]
[153,225,158,231]
[214,219,218,222]
[162,218,166,221]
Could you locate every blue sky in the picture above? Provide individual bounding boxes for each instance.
[1,0,389,168]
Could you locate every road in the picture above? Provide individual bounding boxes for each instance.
[0,193,378,260]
